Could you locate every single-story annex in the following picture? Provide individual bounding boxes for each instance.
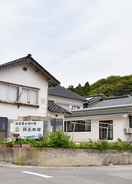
[65,96,132,142]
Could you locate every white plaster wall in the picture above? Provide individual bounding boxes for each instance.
[65,114,129,142]
[113,116,129,141]
[48,111,64,119]
[0,63,48,119]
[48,95,84,111]
[66,120,99,142]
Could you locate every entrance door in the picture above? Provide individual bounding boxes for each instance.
[51,119,63,132]
[0,117,8,139]
[99,120,113,140]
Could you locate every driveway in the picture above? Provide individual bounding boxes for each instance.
[1,165,132,184]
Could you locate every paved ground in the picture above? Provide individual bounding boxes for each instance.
[1,165,132,184]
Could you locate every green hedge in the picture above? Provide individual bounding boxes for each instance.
[2,132,132,151]
[73,139,132,151]
[5,132,73,148]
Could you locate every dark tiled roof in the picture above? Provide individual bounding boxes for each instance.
[88,95,132,108]
[0,54,60,85]
[65,105,132,118]
[86,96,104,105]
[66,95,132,118]
[48,100,70,114]
[48,85,86,101]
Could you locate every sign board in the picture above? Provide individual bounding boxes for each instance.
[12,121,44,139]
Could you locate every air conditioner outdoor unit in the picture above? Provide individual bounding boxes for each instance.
[124,128,132,134]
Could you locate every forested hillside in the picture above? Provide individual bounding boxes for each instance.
[68,75,132,97]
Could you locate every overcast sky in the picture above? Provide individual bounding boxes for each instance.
[0,0,132,87]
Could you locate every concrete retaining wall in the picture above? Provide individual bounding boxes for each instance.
[0,147,132,166]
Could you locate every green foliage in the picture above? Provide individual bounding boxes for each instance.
[3,132,73,148]
[72,141,111,150]
[68,82,90,96]
[74,140,132,151]
[68,75,132,97]
[47,131,73,148]
[2,137,132,151]
[64,139,132,151]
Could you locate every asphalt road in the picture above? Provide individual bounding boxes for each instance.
[1,165,132,184]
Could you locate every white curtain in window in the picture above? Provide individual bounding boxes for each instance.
[7,85,17,102]
[0,83,17,102]
[20,88,29,104]
[20,88,38,105]
[30,90,38,105]
[0,83,8,101]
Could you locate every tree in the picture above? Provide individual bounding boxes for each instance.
[68,75,132,97]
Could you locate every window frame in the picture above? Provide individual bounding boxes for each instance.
[0,81,39,107]
[64,120,92,132]
[20,87,39,105]
[129,116,132,128]
[99,120,113,140]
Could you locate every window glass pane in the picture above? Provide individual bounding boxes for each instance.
[7,85,17,102]
[129,116,132,128]
[64,120,91,132]
[28,128,31,131]
[99,120,113,140]
[51,119,63,132]
[23,128,27,131]
[20,88,29,104]
[75,121,85,132]
[0,83,8,101]
[85,120,91,132]
[0,83,17,102]
[20,88,38,105]
[64,121,73,132]
[30,90,38,105]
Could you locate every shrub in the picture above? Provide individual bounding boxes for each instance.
[94,141,111,151]
[71,140,132,151]
[74,141,111,150]
[46,131,73,148]
[110,139,132,151]
[3,136,132,151]
[12,138,48,148]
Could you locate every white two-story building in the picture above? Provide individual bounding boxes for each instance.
[0,54,60,138]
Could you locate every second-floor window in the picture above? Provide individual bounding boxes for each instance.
[20,87,38,105]
[0,83,17,102]
[0,82,39,106]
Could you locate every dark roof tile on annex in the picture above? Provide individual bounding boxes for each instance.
[88,95,132,108]
[65,96,132,118]
[48,85,86,101]
[48,100,70,114]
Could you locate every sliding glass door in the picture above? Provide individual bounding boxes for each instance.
[99,120,113,140]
